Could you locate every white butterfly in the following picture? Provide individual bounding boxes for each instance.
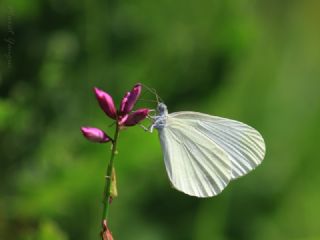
[149,103,266,198]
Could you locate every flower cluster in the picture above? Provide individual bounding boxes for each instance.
[81,83,149,143]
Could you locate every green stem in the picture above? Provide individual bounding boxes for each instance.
[102,124,120,222]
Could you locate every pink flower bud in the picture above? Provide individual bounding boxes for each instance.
[101,220,114,240]
[117,114,129,126]
[105,228,114,240]
[119,83,142,115]
[94,87,117,119]
[122,108,149,126]
[81,127,111,143]
[119,91,130,114]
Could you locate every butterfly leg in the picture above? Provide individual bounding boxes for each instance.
[138,123,155,132]
[147,110,157,118]
[139,124,149,132]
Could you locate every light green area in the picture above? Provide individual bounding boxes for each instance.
[1,0,320,239]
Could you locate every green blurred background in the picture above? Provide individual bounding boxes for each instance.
[1,0,320,239]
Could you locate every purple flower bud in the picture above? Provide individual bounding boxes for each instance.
[119,83,142,115]
[121,108,149,126]
[119,91,130,114]
[94,87,117,119]
[118,114,129,126]
[81,127,112,143]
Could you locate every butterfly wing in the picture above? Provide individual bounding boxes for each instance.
[157,116,232,197]
[169,111,266,179]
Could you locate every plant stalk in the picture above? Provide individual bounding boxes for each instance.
[101,124,120,224]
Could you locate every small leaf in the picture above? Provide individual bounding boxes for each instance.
[110,167,118,198]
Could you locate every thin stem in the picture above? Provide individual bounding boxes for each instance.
[102,124,120,222]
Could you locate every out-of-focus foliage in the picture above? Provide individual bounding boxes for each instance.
[1,0,320,239]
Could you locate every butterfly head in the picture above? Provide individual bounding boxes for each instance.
[157,102,168,116]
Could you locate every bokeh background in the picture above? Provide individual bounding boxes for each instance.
[1,0,320,239]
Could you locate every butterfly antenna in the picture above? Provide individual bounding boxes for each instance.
[138,98,158,103]
[141,83,163,104]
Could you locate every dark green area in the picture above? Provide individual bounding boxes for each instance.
[1,0,320,239]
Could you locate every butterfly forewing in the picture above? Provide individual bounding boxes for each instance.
[169,112,266,179]
[158,116,232,197]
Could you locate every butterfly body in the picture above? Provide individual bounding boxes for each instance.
[151,103,168,131]
[151,103,266,198]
